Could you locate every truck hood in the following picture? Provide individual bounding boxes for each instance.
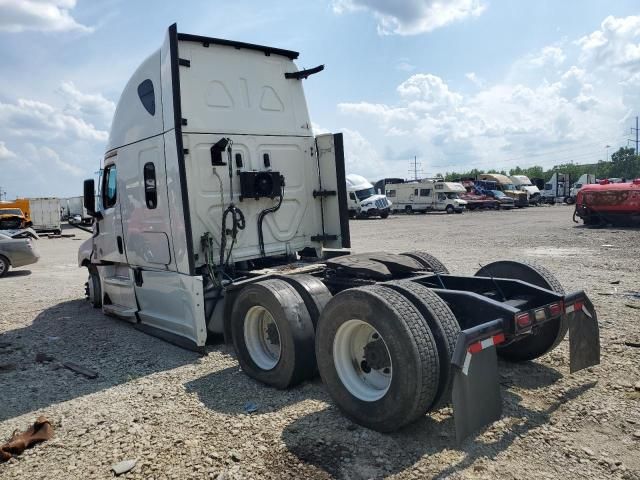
[522,185,540,194]
[360,194,392,207]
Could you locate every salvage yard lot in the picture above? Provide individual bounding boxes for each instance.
[1,205,639,480]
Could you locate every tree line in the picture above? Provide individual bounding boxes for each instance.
[440,147,640,183]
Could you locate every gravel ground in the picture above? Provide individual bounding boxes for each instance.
[0,205,639,480]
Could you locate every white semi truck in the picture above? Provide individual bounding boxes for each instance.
[385,179,467,214]
[346,174,391,218]
[510,175,541,205]
[78,24,599,442]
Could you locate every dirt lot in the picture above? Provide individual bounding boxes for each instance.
[1,205,639,480]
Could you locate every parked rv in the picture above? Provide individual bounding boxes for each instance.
[76,24,600,441]
[478,174,528,207]
[346,174,391,218]
[542,173,571,204]
[510,175,541,205]
[386,179,467,214]
[566,174,596,205]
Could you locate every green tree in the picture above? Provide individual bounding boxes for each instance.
[610,147,640,179]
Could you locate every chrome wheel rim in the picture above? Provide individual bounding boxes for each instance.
[243,306,281,370]
[333,319,392,402]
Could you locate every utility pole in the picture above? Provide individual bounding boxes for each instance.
[631,116,639,155]
[408,156,424,181]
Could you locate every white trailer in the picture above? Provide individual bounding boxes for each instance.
[76,24,599,442]
[29,198,61,234]
[346,174,391,218]
[66,196,93,225]
[386,179,467,214]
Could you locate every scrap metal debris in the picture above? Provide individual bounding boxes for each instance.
[63,361,98,379]
[0,416,53,462]
[112,459,137,476]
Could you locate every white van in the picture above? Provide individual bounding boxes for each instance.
[346,174,391,218]
[386,179,467,214]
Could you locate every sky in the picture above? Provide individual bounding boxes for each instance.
[1,0,640,198]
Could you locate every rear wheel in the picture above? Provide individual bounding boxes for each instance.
[383,281,460,408]
[316,285,440,432]
[400,251,449,274]
[404,205,413,214]
[475,261,567,361]
[277,274,332,328]
[231,279,316,388]
[0,256,9,278]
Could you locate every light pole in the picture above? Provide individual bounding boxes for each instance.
[605,145,611,162]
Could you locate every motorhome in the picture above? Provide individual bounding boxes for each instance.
[510,175,541,205]
[567,174,596,205]
[346,174,391,218]
[478,174,528,207]
[385,179,467,214]
[76,24,599,441]
[542,173,571,203]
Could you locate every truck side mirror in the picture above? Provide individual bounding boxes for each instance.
[84,179,96,216]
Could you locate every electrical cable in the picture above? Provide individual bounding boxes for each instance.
[257,189,284,257]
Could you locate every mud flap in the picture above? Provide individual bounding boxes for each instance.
[450,319,504,444]
[565,292,600,373]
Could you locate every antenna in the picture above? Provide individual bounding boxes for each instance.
[408,156,424,181]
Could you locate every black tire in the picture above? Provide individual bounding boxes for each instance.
[85,266,102,308]
[316,285,440,432]
[383,281,460,409]
[405,205,412,214]
[380,211,389,219]
[475,261,567,361]
[231,279,316,389]
[400,251,449,274]
[277,274,332,328]
[0,255,9,278]
[446,205,454,214]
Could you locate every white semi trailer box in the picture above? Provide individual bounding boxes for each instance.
[29,198,61,233]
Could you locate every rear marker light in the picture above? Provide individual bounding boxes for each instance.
[516,312,531,328]
[565,300,584,314]
[549,301,563,317]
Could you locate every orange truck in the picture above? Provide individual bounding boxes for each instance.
[0,199,32,230]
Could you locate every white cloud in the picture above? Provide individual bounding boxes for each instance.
[577,15,640,72]
[0,0,91,33]
[396,60,416,72]
[465,72,484,87]
[0,141,17,161]
[58,81,115,122]
[332,0,486,35]
[528,46,566,67]
[0,97,108,142]
[336,17,640,175]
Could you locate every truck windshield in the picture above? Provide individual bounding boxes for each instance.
[446,193,459,199]
[503,184,516,190]
[491,190,505,198]
[355,187,375,201]
[0,209,22,216]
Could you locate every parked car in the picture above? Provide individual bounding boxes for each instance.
[485,190,515,209]
[0,229,40,277]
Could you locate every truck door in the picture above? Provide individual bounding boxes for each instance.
[94,161,128,265]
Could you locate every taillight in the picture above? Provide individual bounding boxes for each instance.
[549,301,564,317]
[573,300,583,312]
[515,312,531,328]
